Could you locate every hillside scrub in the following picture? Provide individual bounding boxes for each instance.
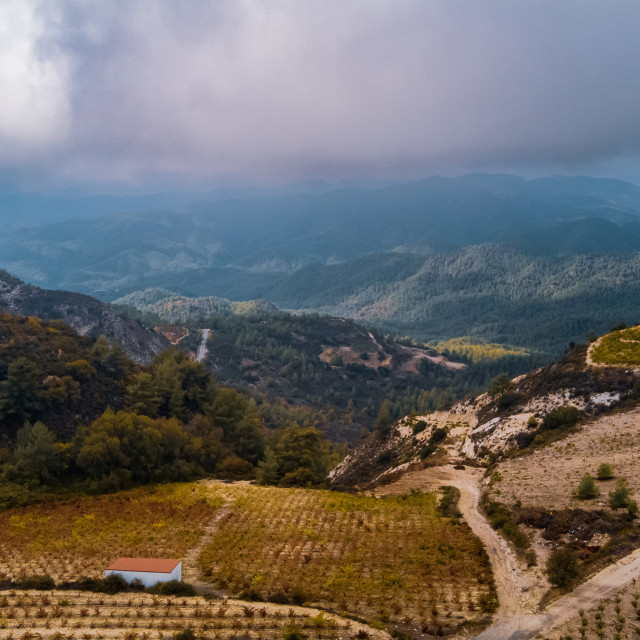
[576,474,599,500]
[596,462,614,480]
[590,325,640,365]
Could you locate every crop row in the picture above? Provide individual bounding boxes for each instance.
[197,483,497,631]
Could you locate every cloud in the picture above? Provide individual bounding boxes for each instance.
[0,2,70,161]
[2,0,640,187]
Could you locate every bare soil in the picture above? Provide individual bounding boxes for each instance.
[488,407,640,511]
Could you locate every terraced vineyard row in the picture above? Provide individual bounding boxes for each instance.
[198,483,496,635]
[0,591,383,640]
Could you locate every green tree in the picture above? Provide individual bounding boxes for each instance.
[546,548,578,588]
[11,421,63,487]
[576,473,599,500]
[275,426,329,486]
[489,374,513,396]
[126,372,161,417]
[609,478,632,509]
[256,446,279,485]
[596,463,614,480]
[0,357,42,429]
[375,398,393,433]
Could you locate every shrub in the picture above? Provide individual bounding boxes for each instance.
[284,625,306,640]
[609,479,632,510]
[576,473,599,500]
[597,463,614,480]
[541,406,580,431]
[526,416,538,429]
[150,580,196,597]
[18,575,55,590]
[174,629,196,640]
[412,420,427,435]
[628,499,638,517]
[98,574,129,594]
[546,548,578,588]
[216,455,255,480]
[525,550,537,567]
[497,391,522,410]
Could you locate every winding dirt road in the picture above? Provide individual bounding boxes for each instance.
[377,465,640,639]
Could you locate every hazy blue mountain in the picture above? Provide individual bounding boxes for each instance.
[2,173,639,296]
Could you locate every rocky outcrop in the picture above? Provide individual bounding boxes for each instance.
[0,272,167,364]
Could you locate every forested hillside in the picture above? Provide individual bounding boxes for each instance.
[0,270,166,364]
[0,312,341,508]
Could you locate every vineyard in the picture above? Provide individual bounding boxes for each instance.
[0,484,220,583]
[543,584,640,639]
[0,591,386,640]
[0,480,496,637]
[198,483,496,635]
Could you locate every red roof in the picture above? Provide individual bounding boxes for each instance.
[106,558,181,573]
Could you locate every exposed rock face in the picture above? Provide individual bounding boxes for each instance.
[0,273,167,364]
[331,345,636,488]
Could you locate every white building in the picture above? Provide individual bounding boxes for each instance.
[105,558,182,587]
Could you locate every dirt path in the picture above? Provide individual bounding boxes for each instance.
[376,466,530,630]
[377,465,640,639]
[182,504,230,596]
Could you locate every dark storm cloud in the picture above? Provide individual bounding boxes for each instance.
[1,0,640,186]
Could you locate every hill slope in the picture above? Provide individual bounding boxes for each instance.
[0,271,167,364]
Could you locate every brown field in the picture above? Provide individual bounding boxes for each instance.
[0,590,386,640]
[0,484,220,583]
[197,482,496,634]
[487,407,640,512]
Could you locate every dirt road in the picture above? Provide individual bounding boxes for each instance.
[196,328,210,362]
[378,465,640,639]
[377,466,528,631]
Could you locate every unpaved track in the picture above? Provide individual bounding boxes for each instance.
[376,466,526,632]
[378,465,640,639]
[182,504,230,596]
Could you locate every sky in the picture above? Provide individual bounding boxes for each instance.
[1,0,640,192]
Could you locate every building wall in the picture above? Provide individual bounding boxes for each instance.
[105,563,181,587]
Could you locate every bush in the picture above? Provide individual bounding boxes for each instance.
[609,479,632,510]
[497,391,522,410]
[284,625,306,640]
[150,580,197,597]
[412,420,427,435]
[215,455,255,480]
[576,473,599,500]
[628,499,639,517]
[541,406,580,431]
[99,574,130,594]
[174,629,196,640]
[525,550,537,567]
[546,548,578,588]
[18,575,55,590]
[597,463,614,480]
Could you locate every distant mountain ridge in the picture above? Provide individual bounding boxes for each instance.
[2,173,640,296]
[0,271,167,364]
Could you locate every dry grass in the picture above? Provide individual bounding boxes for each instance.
[590,325,640,365]
[0,590,385,640]
[487,408,640,512]
[197,482,495,632]
[0,484,220,583]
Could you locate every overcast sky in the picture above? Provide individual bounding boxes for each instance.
[1,0,640,191]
